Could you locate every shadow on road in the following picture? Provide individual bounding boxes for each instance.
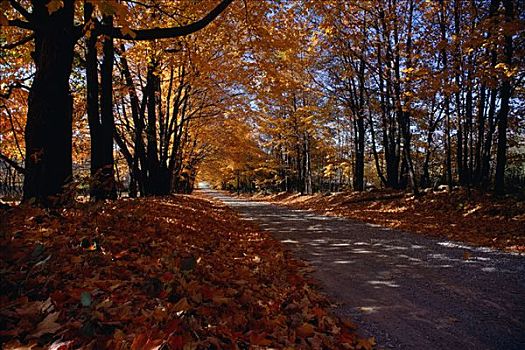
[202,189,525,350]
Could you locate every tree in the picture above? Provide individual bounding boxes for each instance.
[494,0,515,194]
[3,0,234,205]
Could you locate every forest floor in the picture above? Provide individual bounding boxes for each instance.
[0,195,368,349]
[205,188,525,349]
[244,189,525,253]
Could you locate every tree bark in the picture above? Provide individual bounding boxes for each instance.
[95,15,117,200]
[23,1,75,205]
[85,10,117,200]
[494,0,514,194]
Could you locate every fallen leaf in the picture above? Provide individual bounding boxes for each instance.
[357,337,376,350]
[31,312,62,338]
[296,322,315,337]
[71,256,82,263]
[249,332,272,346]
[173,297,191,312]
[342,319,358,330]
[212,295,231,305]
[16,301,45,317]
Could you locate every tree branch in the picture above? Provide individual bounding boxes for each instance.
[98,0,234,40]
[7,19,33,30]
[0,152,25,174]
[0,33,34,50]
[0,82,29,99]
[9,0,32,21]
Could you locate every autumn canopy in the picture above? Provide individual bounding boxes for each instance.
[0,0,523,201]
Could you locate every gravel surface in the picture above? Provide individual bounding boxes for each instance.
[201,189,525,350]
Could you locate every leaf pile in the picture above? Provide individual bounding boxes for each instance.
[0,195,364,349]
[254,189,525,253]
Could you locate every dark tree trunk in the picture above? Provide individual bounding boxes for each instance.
[85,11,117,200]
[473,84,486,185]
[480,0,500,188]
[456,90,464,185]
[421,111,439,189]
[374,38,389,188]
[96,16,117,200]
[23,1,75,205]
[481,88,498,186]
[367,97,388,187]
[400,0,418,195]
[439,0,453,190]
[354,115,365,191]
[145,64,159,195]
[494,0,514,194]
[464,79,473,186]
[304,132,313,194]
[454,0,464,186]
[143,64,170,195]
[119,44,147,196]
[378,5,400,189]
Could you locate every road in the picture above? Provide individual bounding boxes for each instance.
[200,188,525,350]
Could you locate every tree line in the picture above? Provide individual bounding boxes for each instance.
[1,0,523,204]
[215,0,523,196]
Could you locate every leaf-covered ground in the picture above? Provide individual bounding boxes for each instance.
[0,195,366,349]
[250,189,525,253]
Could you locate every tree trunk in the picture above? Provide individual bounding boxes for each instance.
[354,115,365,191]
[119,44,147,196]
[481,88,498,187]
[439,0,453,190]
[95,16,117,200]
[145,64,160,195]
[85,12,117,201]
[378,5,400,189]
[23,1,75,205]
[473,85,486,185]
[454,0,464,186]
[368,98,388,187]
[304,132,313,195]
[494,0,514,194]
[480,0,500,188]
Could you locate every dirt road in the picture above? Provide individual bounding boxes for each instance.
[202,189,525,350]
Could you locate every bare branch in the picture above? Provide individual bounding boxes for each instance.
[98,0,234,40]
[0,33,34,50]
[7,19,33,30]
[9,0,32,21]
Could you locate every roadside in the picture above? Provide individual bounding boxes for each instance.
[244,189,525,253]
[0,196,365,349]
